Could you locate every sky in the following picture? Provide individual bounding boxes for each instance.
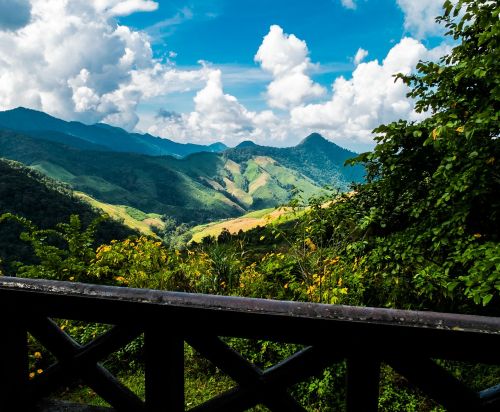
[0,0,456,151]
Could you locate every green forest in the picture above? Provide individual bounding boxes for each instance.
[1,1,499,410]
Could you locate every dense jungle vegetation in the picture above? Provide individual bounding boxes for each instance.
[1,1,498,410]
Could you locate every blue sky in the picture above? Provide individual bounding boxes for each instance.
[0,0,453,151]
[121,0,408,111]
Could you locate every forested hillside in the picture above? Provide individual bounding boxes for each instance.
[0,159,132,274]
[0,129,356,224]
[226,133,364,191]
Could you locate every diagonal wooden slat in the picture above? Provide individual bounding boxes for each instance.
[188,337,343,412]
[388,357,481,412]
[189,384,306,412]
[262,345,342,387]
[188,384,264,412]
[28,317,145,411]
[187,336,263,384]
[187,336,305,412]
[29,321,143,401]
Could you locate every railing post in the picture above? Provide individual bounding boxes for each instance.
[0,317,29,411]
[346,357,380,412]
[145,329,184,411]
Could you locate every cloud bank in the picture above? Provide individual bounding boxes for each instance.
[339,0,452,39]
[291,38,449,148]
[0,0,203,129]
[92,0,159,17]
[147,30,449,150]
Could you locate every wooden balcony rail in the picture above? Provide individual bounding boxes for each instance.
[0,277,499,411]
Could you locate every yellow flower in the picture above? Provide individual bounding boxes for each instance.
[37,369,43,374]
[115,276,128,284]
[473,233,482,239]
[304,238,317,251]
[29,372,35,379]
[34,352,42,359]
[331,256,340,265]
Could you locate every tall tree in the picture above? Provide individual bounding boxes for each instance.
[340,0,499,310]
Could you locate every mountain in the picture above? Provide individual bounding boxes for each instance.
[0,107,227,158]
[0,159,133,274]
[0,109,364,225]
[0,129,326,223]
[225,133,364,191]
[236,140,258,149]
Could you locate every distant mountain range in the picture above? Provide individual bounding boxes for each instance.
[0,107,227,158]
[0,108,364,224]
[227,133,363,190]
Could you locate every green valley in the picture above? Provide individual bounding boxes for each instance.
[0,127,361,225]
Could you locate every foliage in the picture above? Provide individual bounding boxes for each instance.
[0,159,132,274]
[336,0,500,312]
[1,213,107,283]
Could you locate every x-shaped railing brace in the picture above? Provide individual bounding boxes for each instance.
[186,336,341,412]
[26,317,340,412]
[24,317,500,412]
[27,317,145,411]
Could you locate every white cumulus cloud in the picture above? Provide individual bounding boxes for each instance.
[353,48,368,65]
[92,0,159,17]
[146,69,288,146]
[291,38,449,149]
[0,0,206,130]
[396,0,455,39]
[254,25,325,110]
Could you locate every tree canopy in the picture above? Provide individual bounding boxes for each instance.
[339,0,499,310]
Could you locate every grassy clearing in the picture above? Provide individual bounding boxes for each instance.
[189,206,297,243]
[75,192,164,237]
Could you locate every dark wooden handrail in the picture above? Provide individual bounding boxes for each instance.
[0,277,499,411]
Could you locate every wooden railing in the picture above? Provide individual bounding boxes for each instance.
[0,277,499,412]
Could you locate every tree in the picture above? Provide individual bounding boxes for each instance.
[335,0,500,311]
